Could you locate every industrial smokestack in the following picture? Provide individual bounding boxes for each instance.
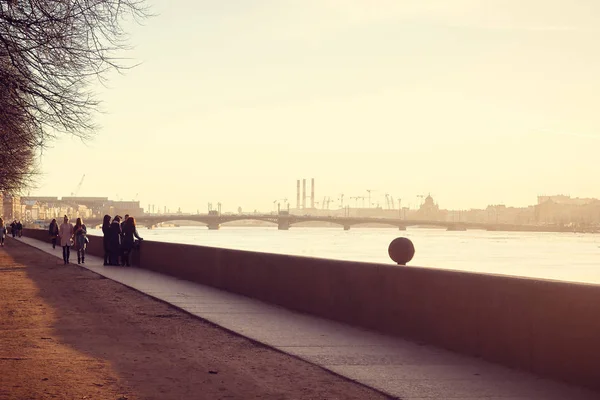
[296,180,300,209]
[311,178,315,209]
[302,179,306,209]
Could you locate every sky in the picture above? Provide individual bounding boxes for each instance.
[30,0,600,213]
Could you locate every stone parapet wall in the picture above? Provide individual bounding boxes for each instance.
[20,228,600,391]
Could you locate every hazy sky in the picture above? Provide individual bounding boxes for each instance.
[31,0,600,213]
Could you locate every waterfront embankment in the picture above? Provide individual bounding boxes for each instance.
[14,233,600,399]
[18,227,600,393]
[0,238,390,400]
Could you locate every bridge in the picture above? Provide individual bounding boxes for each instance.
[74,213,575,233]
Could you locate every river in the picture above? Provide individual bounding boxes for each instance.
[87,226,600,285]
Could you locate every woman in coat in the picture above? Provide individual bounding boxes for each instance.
[121,216,142,266]
[101,215,111,265]
[48,219,59,249]
[59,215,73,264]
[108,216,122,266]
[73,217,87,264]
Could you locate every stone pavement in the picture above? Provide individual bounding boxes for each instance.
[13,236,600,400]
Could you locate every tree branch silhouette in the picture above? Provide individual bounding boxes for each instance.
[0,0,150,192]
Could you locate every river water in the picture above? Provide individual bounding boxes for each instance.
[88,226,600,285]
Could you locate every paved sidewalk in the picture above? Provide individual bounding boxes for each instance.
[14,236,599,400]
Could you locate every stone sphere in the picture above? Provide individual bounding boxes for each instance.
[388,237,415,265]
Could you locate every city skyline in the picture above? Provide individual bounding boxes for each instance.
[16,189,599,215]
[28,0,600,213]
[8,191,600,231]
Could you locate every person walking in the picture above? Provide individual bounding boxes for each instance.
[16,220,22,237]
[59,215,74,264]
[101,215,111,266]
[48,219,59,249]
[0,218,6,247]
[121,216,143,266]
[10,220,16,238]
[73,217,88,264]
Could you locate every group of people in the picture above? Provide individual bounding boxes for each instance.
[48,216,88,265]
[8,220,23,238]
[102,214,143,266]
[0,218,23,247]
[48,214,143,266]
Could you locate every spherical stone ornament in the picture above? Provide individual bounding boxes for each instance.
[388,237,415,265]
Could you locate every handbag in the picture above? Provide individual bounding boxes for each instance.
[84,236,90,244]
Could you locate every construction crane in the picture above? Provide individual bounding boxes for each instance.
[71,174,85,196]
[350,196,359,207]
[390,196,395,209]
[385,193,390,209]
[338,194,344,209]
[359,196,366,208]
[366,189,374,208]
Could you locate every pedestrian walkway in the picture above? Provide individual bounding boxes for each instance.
[14,236,599,400]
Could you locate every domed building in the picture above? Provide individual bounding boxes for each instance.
[416,195,443,221]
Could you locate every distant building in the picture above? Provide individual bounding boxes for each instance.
[484,204,536,225]
[2,194,21,220]
[22,196,60,203]
[107,200,144,218]
[537,195,595,206]
[17,196,144,221]
[416,195,444,221]
[535,195,600,226]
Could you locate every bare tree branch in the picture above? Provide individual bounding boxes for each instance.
[0,0,151,192]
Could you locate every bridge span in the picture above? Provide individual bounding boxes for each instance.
[72,214,568,233]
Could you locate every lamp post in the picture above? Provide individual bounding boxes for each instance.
[398,198,402,219]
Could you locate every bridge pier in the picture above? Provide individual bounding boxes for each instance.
[343,225,351,231]
[278,220,290,230]
[397,225,406,231]
[207,222,220,230]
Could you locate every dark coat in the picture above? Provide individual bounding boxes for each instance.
[121,223,142,251]
[74,224,87,250]
[108,221,122,253]
[102,223,111,251]
[48,222,59,236]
